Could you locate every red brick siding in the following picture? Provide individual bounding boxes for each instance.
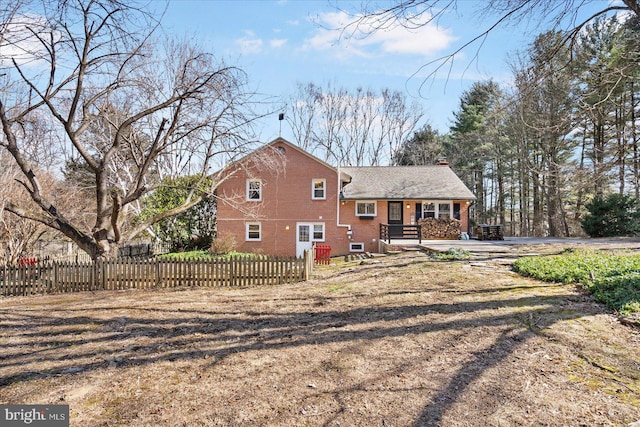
[339,200,471,252]
[217,140,474,256]
[216,141,348,257]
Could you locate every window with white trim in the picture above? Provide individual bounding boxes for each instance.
[312,179,326,200]
[355,201,376,216]
[313,224,325,241]
[438,203,451,219]
[246,222,261,241]
[422,201,452,219]
[350,242,365,252]
[246,179,262,201]
[297,223,325,243]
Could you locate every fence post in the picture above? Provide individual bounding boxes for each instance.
[231,256,236,287]
[303,249,312,280]
[53,261,58,292]
[93,261,98,291]
[155,259,160,288]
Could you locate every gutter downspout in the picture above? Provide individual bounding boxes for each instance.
[336,165,352,243]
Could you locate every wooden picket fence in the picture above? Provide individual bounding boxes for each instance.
[0,253,313,296]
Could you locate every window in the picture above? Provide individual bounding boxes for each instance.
[312,179,326,200]
[246,179,261,201]
[298,225,310,242]
[438,203,451,219]
[349,242,364,252]
[424,202,436,218]
[313,224,325,241]
[356,201,376,216]
[422,201,452,219]
[246,222,261,241]
[297,223,324,243]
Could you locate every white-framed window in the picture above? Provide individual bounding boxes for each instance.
[246,179,262,201]
[312,179,326,200]
[349,242,365,252]
[356,201,377,216]
[313,224,325,241]
[424,202,436,218]
[422,201,452,219]
[246,222,261,241]
[297,223,325,243]
[298,224,310,242]
[438,203,451,219]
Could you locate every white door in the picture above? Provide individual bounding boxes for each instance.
[296,223,313,258]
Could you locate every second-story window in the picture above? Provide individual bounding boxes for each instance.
[247,179,262,201]
[312,179,326,200]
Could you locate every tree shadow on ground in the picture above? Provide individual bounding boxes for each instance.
[1,289,599,386]
[1,249,625,424]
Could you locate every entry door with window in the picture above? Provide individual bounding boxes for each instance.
[296,223,325,258]
[388,201,404,238]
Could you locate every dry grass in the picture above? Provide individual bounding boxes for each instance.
[1,249,639,426]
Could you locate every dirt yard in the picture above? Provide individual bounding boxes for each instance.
[1,243,639,426]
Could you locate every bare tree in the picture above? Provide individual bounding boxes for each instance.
[0,0,261,260]
[287,82,321,153]
[340,0,639,89]
[287,82,422,165]
[0,151,88,265]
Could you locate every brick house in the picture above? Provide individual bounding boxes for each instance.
[215,138,475,257]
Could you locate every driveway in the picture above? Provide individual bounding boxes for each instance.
[419,236,640,255]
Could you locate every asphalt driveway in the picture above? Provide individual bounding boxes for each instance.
[419,236,640,255]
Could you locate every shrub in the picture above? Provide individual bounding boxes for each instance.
[209,234,238,255]
[581,194,640,237]
[158,250,211,261]
[431,248,471,261]
[137,175,216,252]
[513,249,640,315]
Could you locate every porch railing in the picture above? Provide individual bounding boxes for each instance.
[380,224,422,244]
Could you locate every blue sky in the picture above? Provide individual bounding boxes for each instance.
[160,0,606,141]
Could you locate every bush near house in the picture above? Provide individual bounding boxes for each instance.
[158,250,254,261]
[513,249,640,316]
[137,175,216,252]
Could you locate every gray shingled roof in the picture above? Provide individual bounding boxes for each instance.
[340,165,476,200]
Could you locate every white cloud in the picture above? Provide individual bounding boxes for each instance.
[270,38,288,48]
[304,10,456,58]
[0,14,56,67]
[234,30,263,54]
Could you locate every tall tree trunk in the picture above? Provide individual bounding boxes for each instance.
[593,120,606,197]
[475,169,485,225]
[616,102,626,195]
[575,119,588,223]
[533,171,544,236]
[497,157,506,227]
[631,83,639,199]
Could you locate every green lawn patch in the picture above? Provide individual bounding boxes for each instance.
[431,248,471,261]
[513,249,640,316]
[157,250,254,261]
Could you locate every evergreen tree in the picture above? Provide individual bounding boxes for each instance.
[392,124,443,166]
[581,194,640,237]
